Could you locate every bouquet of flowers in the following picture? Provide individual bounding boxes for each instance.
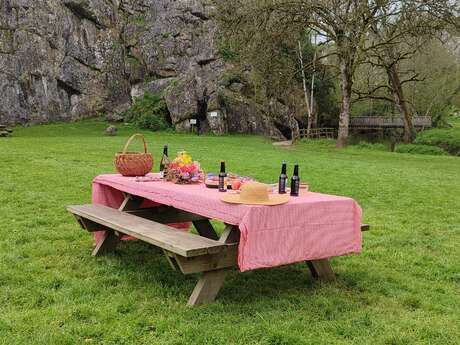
[166,151,204,184]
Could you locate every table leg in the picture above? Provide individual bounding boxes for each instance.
[306,259,336,282]
[92,194,144,256]
[192,219,219,240]
[187,224,240,306]
[119,193,144,211]
[92,230,121,256]
[187,268,230,306]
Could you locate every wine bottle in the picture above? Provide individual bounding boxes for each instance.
[159,145,169,178]
[278,161,287,194]
[290,164,300,196]
[218,161,227,192]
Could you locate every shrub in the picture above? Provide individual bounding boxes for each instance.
[414,128,460,156]
[220,70,243,87]
[123,92,171,131]
[430,105,457,128]
[395,144,448,156]
[217,43,239,61]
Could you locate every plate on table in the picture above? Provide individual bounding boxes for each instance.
[205,172,253,190]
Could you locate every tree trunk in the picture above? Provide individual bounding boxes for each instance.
[387,64,416,143]
[298,41,312,134]
[291,117,300,143]
[337,57,353,148]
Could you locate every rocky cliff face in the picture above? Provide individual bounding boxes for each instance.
[0,0,301,139]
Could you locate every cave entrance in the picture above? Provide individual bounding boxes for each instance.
[163,106,173,126]
[274,121,292,140]
[195,89,209,133]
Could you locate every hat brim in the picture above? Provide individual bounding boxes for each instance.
[221,193,290,206]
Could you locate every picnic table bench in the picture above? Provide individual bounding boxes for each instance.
[68,192,369,306]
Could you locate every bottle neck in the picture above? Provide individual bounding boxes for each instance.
[220,161,226,173]
[293,165,299,176]
[281,163,287,175]
[163,146,168,155]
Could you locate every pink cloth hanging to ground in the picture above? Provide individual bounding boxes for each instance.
[92,174,362,272]
[91,182,190,243]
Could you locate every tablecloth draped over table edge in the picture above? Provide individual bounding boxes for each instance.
[91,174,362,272]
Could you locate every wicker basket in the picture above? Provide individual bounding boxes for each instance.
[115,133,153,176]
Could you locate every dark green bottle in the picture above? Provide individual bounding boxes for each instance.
[279,161,287,194]
[290,164,300,196]
[218,161,227,192]
[159,145,169,178]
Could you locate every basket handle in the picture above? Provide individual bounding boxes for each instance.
[122,133,148,154]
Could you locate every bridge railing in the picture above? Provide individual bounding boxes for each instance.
[350,116,432,128]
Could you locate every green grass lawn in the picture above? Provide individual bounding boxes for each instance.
[1,119,459,345]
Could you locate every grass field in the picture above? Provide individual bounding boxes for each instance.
[1,119,459,345]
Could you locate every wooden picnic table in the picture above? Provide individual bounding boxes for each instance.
[68,190,369,306]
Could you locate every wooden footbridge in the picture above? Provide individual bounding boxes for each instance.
[350,116,432,129]
[299,116,432,139]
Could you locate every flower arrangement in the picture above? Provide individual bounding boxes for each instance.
[166,151,204,184]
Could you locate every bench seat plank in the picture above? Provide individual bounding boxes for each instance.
[67,204,227,257]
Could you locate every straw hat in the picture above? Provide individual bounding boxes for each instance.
[221,181,290,206]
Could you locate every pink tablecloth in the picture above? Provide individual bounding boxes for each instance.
[92,174,362,272]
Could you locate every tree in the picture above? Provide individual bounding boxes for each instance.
[298,33,320,133]
[356,0,460,142]
[217,0,459,145]
[216,1,320,141]
[217,0,387,147]
[269,1,394,147]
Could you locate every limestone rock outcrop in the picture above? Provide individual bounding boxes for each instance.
[0,0,305,140]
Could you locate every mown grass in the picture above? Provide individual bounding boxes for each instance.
[1,119,459,345]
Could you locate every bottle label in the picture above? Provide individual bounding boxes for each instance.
[279,176,286,193]
[219,175,227,192]
[291,180,300,196]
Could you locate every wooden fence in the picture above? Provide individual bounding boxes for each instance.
[299,128,336,139]
[0,125,12,137]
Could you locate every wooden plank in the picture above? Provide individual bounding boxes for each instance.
[192,219,219,240]
[163,249,180,271]
[186,223,240,306]
[85,194,143,256]
[67,204,226,257]
[128,206,206,224]
[91,230,120,256]
[173,244,238,274]
[119,194,144,211]
[74,215,111,232]
[350,116,431,128]
[299,127,336,140]
[219,224,240,243]
[187,269,229,306]
[306,259,336,282]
